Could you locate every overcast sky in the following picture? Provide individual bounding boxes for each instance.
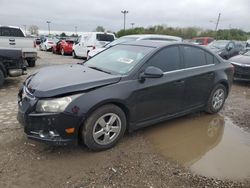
[0,0,249,33]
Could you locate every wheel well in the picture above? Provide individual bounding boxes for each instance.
[218,81,229,97]
[77,102,130,144]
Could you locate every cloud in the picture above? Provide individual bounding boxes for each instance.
[0,0,249,33]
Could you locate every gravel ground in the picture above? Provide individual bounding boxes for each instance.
[0,51,249,188]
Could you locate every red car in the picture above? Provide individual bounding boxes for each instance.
[192,37,214,45]
[52,39,74,55]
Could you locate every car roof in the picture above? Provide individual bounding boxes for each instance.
[120,40,181,48]
[0,25,20,29]
[120,40,215,53]
[122,34,182,41]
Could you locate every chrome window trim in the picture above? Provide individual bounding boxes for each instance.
[163,64,215,75]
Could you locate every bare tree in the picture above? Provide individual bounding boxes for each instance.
[28,25,39,35]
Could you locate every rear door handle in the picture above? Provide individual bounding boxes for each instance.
[174,80,185,85]
[208,72,215,78]
[9,38,15,42]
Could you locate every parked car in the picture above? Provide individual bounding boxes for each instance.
[17,41,234,151]
[0,25,37,67]
[88,34,183,59]
[191,37,214,45]
[52,39,74,55]
[229,50,250,80]
[208,40,244,60]
[72,32,115,58]
[40,38,58,51]
[246,39,250,47]
[0,48,26,86]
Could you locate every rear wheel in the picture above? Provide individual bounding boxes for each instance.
[0,70,4,87]
[206,84,227,114]
[27,60,36,67]
[72,50,77,58]
[82,104,126,151]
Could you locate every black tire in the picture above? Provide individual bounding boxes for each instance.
[206,84,227,114]
[0,69,4,87]
[72,51,77,58]
[82,104,126,151]
[27,60,36,67]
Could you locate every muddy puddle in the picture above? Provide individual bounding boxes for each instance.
[143,114,250,180]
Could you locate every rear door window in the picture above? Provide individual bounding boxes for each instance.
[0,27,24,37]
[146,46,181,72]
[10,28,24,37]
[96,34,115,42]
[205,52,214,65]
[182,46,206,68]
[1,27,11,36]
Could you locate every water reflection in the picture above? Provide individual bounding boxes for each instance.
[144,114,224,166]
[143,114,250,180]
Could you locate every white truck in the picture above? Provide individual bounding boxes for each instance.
[0,25,37,67]
[72,32,115,59]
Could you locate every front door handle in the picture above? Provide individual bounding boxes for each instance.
[174,80,185,85]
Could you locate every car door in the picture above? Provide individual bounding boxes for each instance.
[73,36,84,57]
[0,27,14,48]
[180,45,215,110]
[134,45,185,123]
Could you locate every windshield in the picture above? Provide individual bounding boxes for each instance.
[208,40,228,49]
[104,37,139,48]
[85,45,153,75]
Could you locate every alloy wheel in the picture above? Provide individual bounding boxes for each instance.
[212,88,225,110]
[92,113,122,145]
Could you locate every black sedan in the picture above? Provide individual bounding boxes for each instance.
[17,41,234,151]
[229,50,250,80]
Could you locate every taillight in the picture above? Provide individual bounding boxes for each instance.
[93,46,96,50]
[33,41,36,48]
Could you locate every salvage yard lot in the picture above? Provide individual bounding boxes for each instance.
[0,51,250,187]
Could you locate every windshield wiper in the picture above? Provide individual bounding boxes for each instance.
[88,66,112,74]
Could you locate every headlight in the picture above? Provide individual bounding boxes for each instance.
[36,94,80,113]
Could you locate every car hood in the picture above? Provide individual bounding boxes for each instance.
[208,47,223,54]
[229,55,250,65]
[26,64,121,98]
[89,48,105,57]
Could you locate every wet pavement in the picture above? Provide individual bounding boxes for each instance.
[0,50,250,187]
[143,113,250,180]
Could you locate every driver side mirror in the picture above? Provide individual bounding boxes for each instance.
[139,66,164,82]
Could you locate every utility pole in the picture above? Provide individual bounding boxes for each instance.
[121,10,129,30]
[215,13,221,32]
[131,23,135,29]
[75,26,77,35]
[46,21,51,35]
[215,13,221,39]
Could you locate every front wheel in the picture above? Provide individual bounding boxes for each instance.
[206,84,227,114]
[0,69,4,87]
[82,104,126,151]
[61,48,65,56]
